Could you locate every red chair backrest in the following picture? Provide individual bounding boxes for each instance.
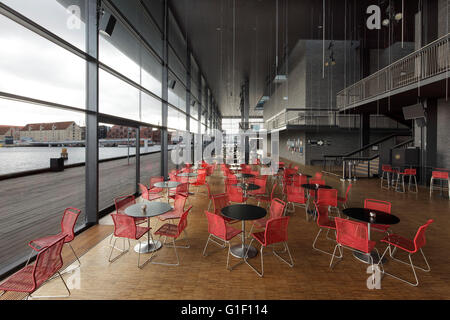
[138,183,149,200]
[176,206,192,237]
[334,217,371,253]
[413,219,434,252]
[150,176,164,189]
[343,184,352,202]
[313,172,323,180]
[205,183,212,198]
[228,184,245,202]
[286,185,306,202]
[198,168,207,176]
[364,199,391,214]
[253,177,267,193]
[382,164,392,171]
[264,216,290,246]
[176,182,189,195]
[33,235,65,290]
[60,207,81,242]
[173,195,187,213]
[293,175,308,187]
[317,188,338,207]
[111,214,137,239]
[205,210,228,240]
[196,173,207,185]
[269,198,286,219]
[213,193,230,215]
[177,176,189,184]
[115,195,136,214]
[270,183,277,201]
[315,202,333,228]
[309,178,325,185]
[432,171,449,179]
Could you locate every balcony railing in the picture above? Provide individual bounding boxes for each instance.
[265,108,407,131]
[337,33,450,110]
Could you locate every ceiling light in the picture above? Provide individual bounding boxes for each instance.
[394,12,403,21]
[283,96,288,100]
[382,19,390,27]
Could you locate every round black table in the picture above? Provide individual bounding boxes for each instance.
[154,181,180,202]
[221,204,267,259]
[342,207,400,264]
[125,200,173,253]
[301,184,333,217]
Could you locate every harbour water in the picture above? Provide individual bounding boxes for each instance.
[0,145,164,175]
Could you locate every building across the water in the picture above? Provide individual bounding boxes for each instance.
[0,125,23,142]
[19,121,82,142]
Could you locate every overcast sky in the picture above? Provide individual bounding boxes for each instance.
[0,0,186,130]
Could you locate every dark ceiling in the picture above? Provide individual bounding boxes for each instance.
[170,0,418,117]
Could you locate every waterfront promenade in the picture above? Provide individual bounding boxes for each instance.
[0,152,167,275]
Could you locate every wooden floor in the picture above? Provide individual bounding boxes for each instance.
[8,161,450,300]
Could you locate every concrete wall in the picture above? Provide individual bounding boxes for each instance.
[438,0,449,38]
[436,98,450,168]
[369,42,416,73]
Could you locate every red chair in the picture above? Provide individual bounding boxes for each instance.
[27,207,82,270]
[313,172,323,180]
[245,216,294,277]
[191,172,207,193]
[109,214,152,268]
[169,182,189,200]
[381,164,397,189]
[316,188,339,216]
[115,195,146,225]
[228,184,248,203]
[149,176,164,193]
[205,182,214,211]
[150,206,192,266]
[248,198,286,236]
[378,219,433,286]
[139,183,162,202]
[364,199,392,234]
[158,195,187,222]
[254,183,277,208]
[247,176,267,197]
[430,171,449,197]
[0,235,69,299]
[337,184,352,209]
[312,202,337,256]
[330,217,379,270]
[286,185,308,216]
[212,193,239,224]
[293,174,308,187]
[395,168,418,193]
[202,211,242,269]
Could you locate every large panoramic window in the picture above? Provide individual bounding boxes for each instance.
[0,13,86,108]
[0,98,86,275]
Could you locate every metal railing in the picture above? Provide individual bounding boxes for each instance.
[265,108,407,131]
[337,33,450,110]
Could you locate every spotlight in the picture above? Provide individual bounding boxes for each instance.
[382,19,390,27]
[168,79,176,89]
[394,12,403,21]
[99,12,116,37]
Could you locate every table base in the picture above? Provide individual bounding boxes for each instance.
[230,244,258,259]
[353,251,386,264]
[134,240,162,253]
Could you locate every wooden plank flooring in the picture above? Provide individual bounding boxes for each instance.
[3,160,450,300]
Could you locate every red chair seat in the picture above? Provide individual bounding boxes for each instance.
[380,234,415,253]
[115,224,150,239]
[365,240,377,253]
[148,193,162,201]
[252,218,268,229]
[154,223,178,237]
[29,233,67,251]
[0,265,36,293]
[251,231,266,246]
[149,187,163,193]
[158,210,183,221]
[223,216,240,224]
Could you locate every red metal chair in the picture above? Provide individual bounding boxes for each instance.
[115,195,146,225]
[293,174,308,187]
[364,199,392,234]
[330,217,379,271]
[378,219,433,286]
[316,188,339,216]
[247,176,267,197]
[139,183,162,202]
[205,182,214,211]
[202,211,242,269]
[150,206,192,266]
[245,216,294,277]
[312,202,337,256]
[27,207,82,270]
[286,184,308,216]
[381,164,395,189]
[169,182,189,199]
[158,195,187,222]
[149,176,164,193]
[0,235,69,299]
[108,214,152,268]
[248,198,286,236]
[228,184,248,203]
[313,172,323,180]
[337,184,352,209]
[212,193,239,224]
[395,168,418,193]
[191,172,207,193]
[430,171,449,197]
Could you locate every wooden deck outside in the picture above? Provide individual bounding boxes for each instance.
[6,161,449,300]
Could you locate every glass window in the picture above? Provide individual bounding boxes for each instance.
[141,0,163,32]
[0,0,87,51]
[169,48,187,86]
[189,117,198,133]
[169,11,187,67]
[140,126,162,186]
[168,72,187,112]
[99,69,140,121]
[0,14,85,109]
[0,98,86,275]
[141,92,162,126]
[168,106,186,131]
[141,48,162,97]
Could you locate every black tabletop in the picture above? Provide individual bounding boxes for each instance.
[301,183,333,190]
[124,201,173,218]
[235,173,255,179]
[154,181,180,188]
[221,204,267,221]
[233,183,261,191]
[342,208,400,225]
[298,174,312,178]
